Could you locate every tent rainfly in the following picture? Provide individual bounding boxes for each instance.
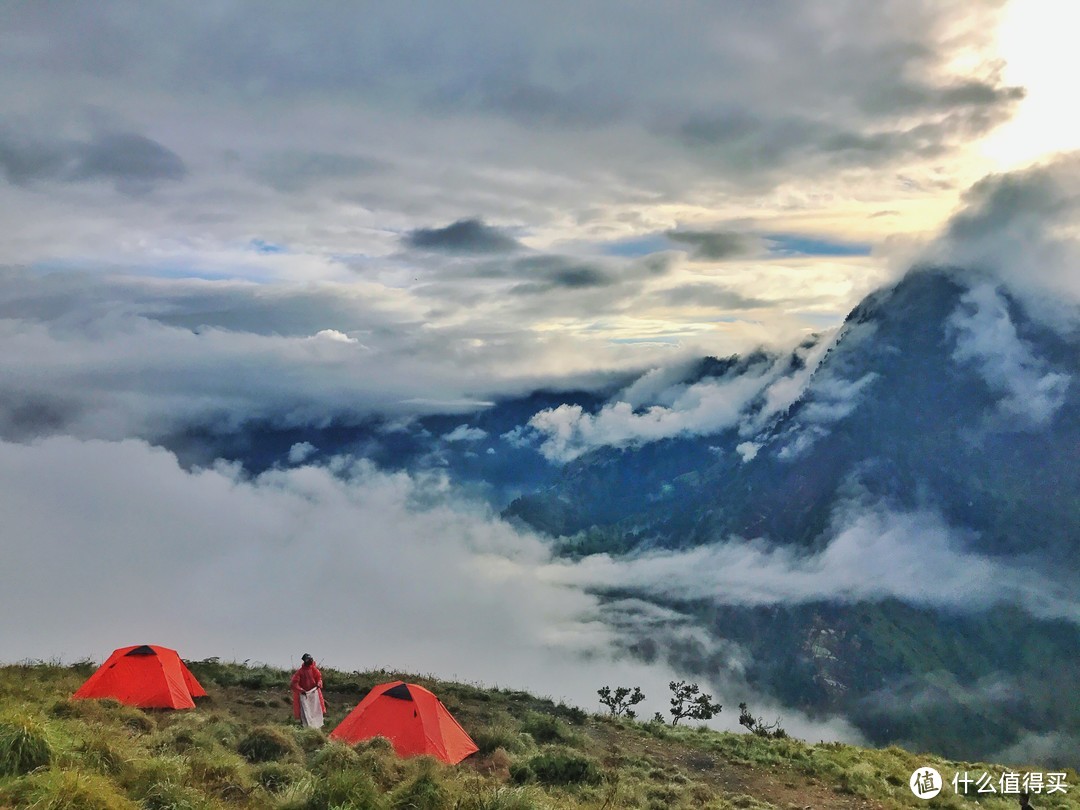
[330,681,479,764]
[72,644,206,709]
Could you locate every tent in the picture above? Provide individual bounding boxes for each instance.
[72,644,207,709]
[330,681,479,764]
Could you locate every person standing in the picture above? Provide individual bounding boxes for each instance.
[290,653,326,728]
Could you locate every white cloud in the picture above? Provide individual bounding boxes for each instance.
[947,283,1070,427]
[735,442,759,462]
[443,425,488,443]
[526,357,783,462]
[0,434,862,740]
[536,501,1080,624]
[287,441,316,464]
[920,153,1080,331]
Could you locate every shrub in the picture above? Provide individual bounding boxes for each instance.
[520,712,574,746]
[0,714,52,776]
[668,681,721,726]
[510,750,602,786]
[737,703,787,739]
[390,772,451,810]
[237,724,301,763]
[557,703,588,725]
[597,686,645,719]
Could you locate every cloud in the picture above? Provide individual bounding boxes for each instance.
[946,283,1070,427]
[0,268,695,441]
[287,441,316,463]
[919,153,1080,328]
[253,150,384,192]
[666,230,753,261]
[403,218,522,254]
[526,360,777,463]
[523,334,842,463]
[0,129,186,193]
[0,0,1025,277]
[0,434,862,740]
[538,500,1080,624]
[443,425,488,443]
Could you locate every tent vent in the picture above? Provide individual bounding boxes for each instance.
[125,645,157,656]
[383,684,413,701]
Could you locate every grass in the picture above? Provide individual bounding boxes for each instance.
[0,660,1076,810]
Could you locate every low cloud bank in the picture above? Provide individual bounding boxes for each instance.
[0,435,861,739]
[538,500,1080,624]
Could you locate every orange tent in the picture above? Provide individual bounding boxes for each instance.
[330,681,479,764]
[72,645,207,709]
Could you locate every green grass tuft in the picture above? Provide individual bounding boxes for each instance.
[254,760,308,793]
[237,723,302,763]
[390,771,451,810]
[0,713,52,776]
[510,749,603,787]
[139,779,210,810]
[0,769,138,809]
[520,712,577,746]
[309,738,362,774]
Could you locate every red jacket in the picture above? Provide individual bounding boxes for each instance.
[290,662,325,718]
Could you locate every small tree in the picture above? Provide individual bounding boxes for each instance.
[597,686,645,719]
[668,681,721,726]
[738,702,787,739]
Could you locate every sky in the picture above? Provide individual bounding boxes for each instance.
[1,1,1078,739]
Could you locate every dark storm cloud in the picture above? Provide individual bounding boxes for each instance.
[666,230,753,261]
[0,129,186,193]
[404,218,523,254]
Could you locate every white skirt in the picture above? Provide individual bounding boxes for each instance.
[298,688,324,728]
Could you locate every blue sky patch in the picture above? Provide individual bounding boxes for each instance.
[765,234,872,257]
[601,234,672,257]
[250,239,287,254]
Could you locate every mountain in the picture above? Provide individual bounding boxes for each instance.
[507,269,1079,561]
[502,268,1080,762]
[158,268,1079,762]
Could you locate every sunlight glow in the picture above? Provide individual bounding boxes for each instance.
[980,0,1080,169]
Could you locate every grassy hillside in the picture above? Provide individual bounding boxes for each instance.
[0,660,1075,809]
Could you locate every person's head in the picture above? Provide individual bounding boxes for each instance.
[301,653,313,666]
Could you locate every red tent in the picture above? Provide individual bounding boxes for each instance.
[72,645,207,709]
[330,681,479,764]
